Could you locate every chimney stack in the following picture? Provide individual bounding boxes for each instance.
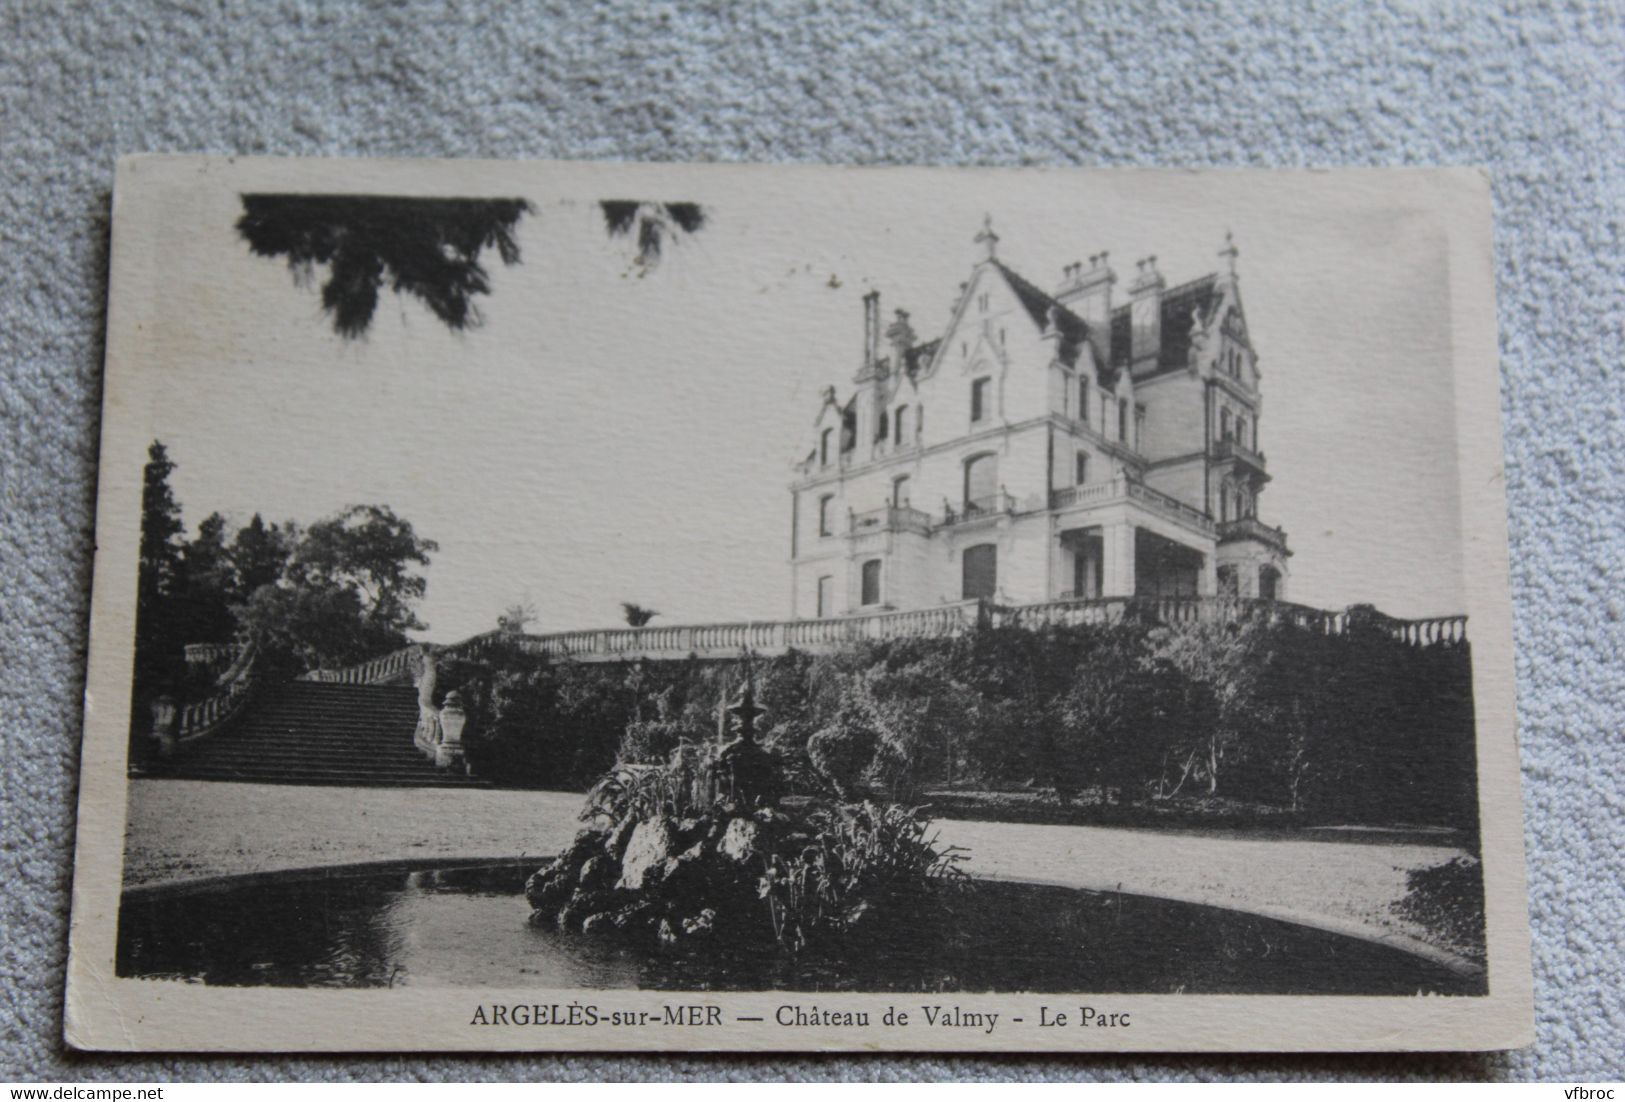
[1056,252,1116,366]
[885,308,916,370]
[1128,255,1166,371]
[861,290,881,377]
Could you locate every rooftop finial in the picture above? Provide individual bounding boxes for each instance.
[1220,229,1239,276]
[974,213,999,261]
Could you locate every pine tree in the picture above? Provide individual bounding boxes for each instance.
[136,441,184,613]
[131,441,187,744]
[229,513,291,599]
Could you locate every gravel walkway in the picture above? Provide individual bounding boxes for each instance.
[121,779,1475,964]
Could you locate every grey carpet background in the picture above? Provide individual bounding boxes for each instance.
[2,0,1621,1082]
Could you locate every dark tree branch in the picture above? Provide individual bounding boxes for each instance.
[236,195,533,339]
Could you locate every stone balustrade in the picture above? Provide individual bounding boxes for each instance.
[151,643,258,756]
[1217,516,1291,550]
[849,504,933,537]
[295,597,1467,686]
[183,642,241,668]
[301,644,422,685]
[1049,476,1217,536]
[161,598,1466,773]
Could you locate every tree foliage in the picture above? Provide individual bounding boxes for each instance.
[621,602,660,627]
[283,505,438,634]
[236,194,533,338]
[498,599,538,633]
[132,442,188,724]
[599,200,707,271]
[128,443,441,728]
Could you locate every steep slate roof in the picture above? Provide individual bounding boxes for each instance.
[993,261,1095,373]
[1110,273,1221,373]
[902,337,941,378]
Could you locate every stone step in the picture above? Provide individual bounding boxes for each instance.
[179,745,430,761]
[151,680,489,788]
[141,768,489,788]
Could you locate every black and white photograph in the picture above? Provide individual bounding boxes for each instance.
[64,157,1530,1052]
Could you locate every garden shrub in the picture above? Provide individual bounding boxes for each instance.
[449,618,1478,831]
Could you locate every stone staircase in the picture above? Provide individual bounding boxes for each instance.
[138,681,490,788]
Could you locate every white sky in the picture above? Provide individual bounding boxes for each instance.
[134,165,1467,640]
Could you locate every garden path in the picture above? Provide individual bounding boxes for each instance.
[121,779,1474,966]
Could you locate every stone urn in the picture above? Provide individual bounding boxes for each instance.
[436,690,468,771]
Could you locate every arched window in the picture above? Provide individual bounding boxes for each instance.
[820,427,832,466]
[962,544,997,600]
[963,452,998,512]
[1259,565,1281,601]
[860,559,883,606]
[894,404,908,445]
[818,494,835,537]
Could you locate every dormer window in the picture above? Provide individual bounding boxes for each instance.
[820,427,832,467]
[971,377,991,423]
[1118,398,1128,443]
[1078,378,1089,425]
[894,404,907,445]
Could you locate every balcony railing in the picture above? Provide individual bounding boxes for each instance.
[1214,438,1267,469]
[1218,516,1290,550]
[1126,480,1216,534]
[1048,481,1122,510]
[849,504,933,536]
[941,492,1017,526]
[1049,477,1216,536]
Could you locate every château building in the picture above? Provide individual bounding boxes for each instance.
[789,219,1291,619]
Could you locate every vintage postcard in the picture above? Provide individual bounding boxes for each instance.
[65,156,1532,1052]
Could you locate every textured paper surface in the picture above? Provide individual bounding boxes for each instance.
[65,156,1532,1052]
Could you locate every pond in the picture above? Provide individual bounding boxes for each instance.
[116,862,1483,996]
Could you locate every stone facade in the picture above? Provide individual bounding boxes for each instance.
[790,221,1291,618]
